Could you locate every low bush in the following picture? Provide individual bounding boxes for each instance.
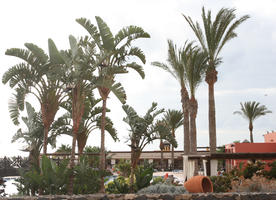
[16,155,109,195]
[231,175,276,192]
[137,183,187,194]
[105,176,130,194]
[210,175,232,193]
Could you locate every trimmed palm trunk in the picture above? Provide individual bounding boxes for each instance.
[130,146,141,192]
[181,81,190,155]
[160,140,164,170]
[189,96,198,154]
[171,129,175,170]
[98,86,110,193]
[189,96,199,175]
[68,86,85,195]
[249,121,254,143]
[205,68,217,153]
[99,98,107,193]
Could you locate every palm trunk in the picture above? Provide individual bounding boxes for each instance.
[206,69,217,153]
[160,141,164,170]
[181,82,190,155]
[189,96,199,175]
[171,129,175,170]
[42,126,49,155]
[249,121,254,143]
[68,128,77,195]
[160,149,164,170]
[68,86,85,195]
[189,97,198,154]
[99,98,107,193]
[130,147,140,193]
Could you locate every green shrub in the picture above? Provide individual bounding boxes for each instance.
[264,161,276,179]
[138,183,187,194]
[105,176,130,194]
[210,175,232,192]
[16,155,71,195]
[243,161,265,179]
[151,176,165,185]
[73,157,106,194]
[135,164,154,191]
[115,159,131,177]
[16,155,108,195]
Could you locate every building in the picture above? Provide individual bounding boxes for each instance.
[225,131,276,172]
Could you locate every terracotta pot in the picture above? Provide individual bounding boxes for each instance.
[184,175,213,193]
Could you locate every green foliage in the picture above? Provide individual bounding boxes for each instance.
[243,161,265,179]
[265,161,276,179]
[73,157,103,194]
[134,164,154,191]
[16,155,109,195]
[16,156,70,195]
[210,175,232,193]
[115,159,131,177]
[105,176,130,194]
[137,183,187,194]
[55,144,72,153]
[151,176,165,185]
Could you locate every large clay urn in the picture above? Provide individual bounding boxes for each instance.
[184,176,213,193]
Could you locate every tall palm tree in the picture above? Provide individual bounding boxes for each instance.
[152,40,193,155]
[183,7,249,153]
[234,101,272,143]
[162,109,183,170]
[48,35,97,194]
[2,42,66,155]
[76,16,150,192]
[122,102,177,191]
[184,47,208,154]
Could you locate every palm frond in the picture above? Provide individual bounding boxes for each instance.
[114,25,150,46]
[125,62,145,79]
[109,82,127,104]
[48,38,65,64]
[127,47,146,64]
[25,43,49,64]
[76,18,102,49]
[95,16,115,51]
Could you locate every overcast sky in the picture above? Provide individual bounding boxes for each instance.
[0,0,275,157]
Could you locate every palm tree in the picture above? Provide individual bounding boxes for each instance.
[12,102,57,169]
[76,16,150,192]
[2,42,66,155]
[122,102,177,191]
[234,101,272,143]
[152,40,193,155]
[184,47,208,154]
[162,109,183,170]
[183,7,249,153]
[48,35,97,194]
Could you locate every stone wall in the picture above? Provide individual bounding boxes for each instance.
[3,193,276,200]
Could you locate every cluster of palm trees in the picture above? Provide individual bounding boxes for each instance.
[3,6,258,193]
[3,16,150,193]
[153,7,249,156]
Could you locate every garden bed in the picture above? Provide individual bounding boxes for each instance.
[2,193,276,200]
